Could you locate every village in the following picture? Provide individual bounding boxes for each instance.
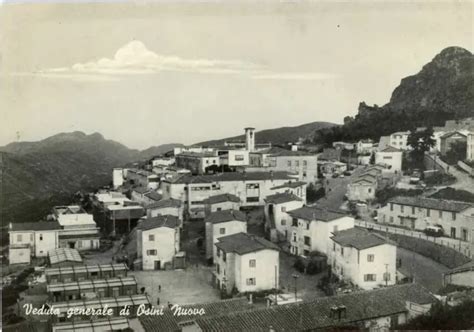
[2,119,474,332]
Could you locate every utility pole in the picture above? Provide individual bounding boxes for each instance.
[384,264,389,287]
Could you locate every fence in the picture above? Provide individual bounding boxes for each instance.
[355,220,472,260]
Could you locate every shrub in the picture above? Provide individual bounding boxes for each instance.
[293,257,306,273]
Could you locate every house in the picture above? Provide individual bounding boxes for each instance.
[375,146,403,172]
[160,171,297,219]
[51,205,100,250]
[48,248,83,267]
[443,261,474,288]
[175,151,220,175]
[113,168,125,189]
[150,156,175,168]
[319,160,347,177]
[318,148,342,161]
[346,176,377,202]
[126,169,160,189]
[264,193,304,242]
[217,149,250,168]
[8,221,61,263]
[329,227,397,290]
[47,276,138,302]
[440,131,468,156]
[377,196,474,241]
[248,147,318,183]
[388,131,410,150]
[467,131,474,161]
[146,198,183,223]
[286,206,355,256]
[173,146,215,156]
[205,209,247,261]
[203,193,241,216]
[378,136,390,151]
[214,232,279,294]
[270,181,307,202]
[333,141,356,150]
[45,263,128,284]
[356,139,375,154]
[136,215,180,270]
[194,283,437,331]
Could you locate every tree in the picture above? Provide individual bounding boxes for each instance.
[407,127,436,169]
[445,140,467,164]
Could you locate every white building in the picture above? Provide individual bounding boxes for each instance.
[113,168,124,189]
[443,261,474,288]
[356,139,375,154]
[146,198,183,224]
[388,131,410,150]
[467,131,474,161]
[160,171,298,219]
[9,221,61,263]
[329,227,397,290]
[136,215,180,270]
[202,193,241,216]
[264,193,304,242]
[150,156,175,168]
[286,206,355,256]
[375,147,403,173]
[175,151,220,175]
[205,209,247,261]
[218,149,250,168]
[214,232,279,294]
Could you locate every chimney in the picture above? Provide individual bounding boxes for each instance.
[245,127,256,152]
[291,144,298,152]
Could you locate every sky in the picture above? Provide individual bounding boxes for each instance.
[0,1,473,149]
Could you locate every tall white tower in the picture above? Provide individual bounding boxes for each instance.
[245,127,255,152]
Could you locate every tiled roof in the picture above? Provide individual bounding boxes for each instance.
[351,177,376,185]
[202,193,241,204]
[379,146,402,153]
[146,198,182,209]
[48,248,82,265]
[205,209,247,224]
[10,221,61,232]
[387,196,473,212]
[215,232,279,255]
[139,298,254,332]
[107,206,144,220]
[144,191,163,201]
[132,186,150,194]
[440,130,468,139]
[265,193,302,205]
[287,206,347,222]
[331,228,390,250]
[195,283,436,332]
[444,260,474,275]
[167,172,295,184]
[271,181,306,189]
[138,215,180,231]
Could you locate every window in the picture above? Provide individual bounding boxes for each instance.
[452,212,456,221]
[287,161,292,167]
[146,250,157,256]
[390,203,393,211]
[302,171,307,178]
[249,259,256,268]
[383,272,391,281]
[367,254,374,262]
[39,234,43,241]
[281,219,286,226]
[292,218,298,227]
[401,205,404,213]
[148,234,155,241]
[364,274,376,281]
[246,278,256,286]
[295,161,299,167]
[216,264,220,274]
[461,228,468,241]
[219,228,226,235]
[333,243,336,252]
[17,234,23,242]
[306,222,310,230]
[281,206,286,212]
[389,216,394,223]
[304,236,311,246]
[368,188,372,193]
[30,234,33,241]
[340,248,344,256]
[303,160,307,167]
[235,154,244,161]
[412,206,415,214]
[246,197,259,203]
[439,210,443,218]
[292,233,297,242]
[427,209,431,217]
[223,253,226,262]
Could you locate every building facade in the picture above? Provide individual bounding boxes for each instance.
[264,193,304,242]
[375,147,403,172]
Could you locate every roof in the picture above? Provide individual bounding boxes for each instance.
[146,198,182,209]
[194,283,436,332]
[176,151,217,158]
[202,193,241,204]
[350,177,376,185]
[48,248,82,265]
[52,318,130,332]
[167,171,295,184]
[271,181,306,190]
[387,196,473,212]
[51,294,150,314]
[107,205,144,220]
[45,263,128,278]
[215,232,279,255]
[331,228,390,250]
[144,191,163,201]
[138,215,180,231]
[10,221,61,232]
[391,131,410,136]
[205,209,247,224]
[47,276,137,293]
[379,146,403,153]
[287,206,347,222]
[440,130,468,139]
[132,186,150,194]
[257,146,313,157]
[265,193,302,205]
[139,298,253,332]
[444,260,474,275]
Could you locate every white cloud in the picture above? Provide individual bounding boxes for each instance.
[30,40,336,81]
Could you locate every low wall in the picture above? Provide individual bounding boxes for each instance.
[457,161,474,175]
[424,153,448,173]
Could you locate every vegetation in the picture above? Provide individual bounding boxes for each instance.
[375,188,423,206]
[306,183,325,203]
[424,172,456,186]
[444,140,468,165]
[398,300,474,330]
[430,187,474,203]
[407,127,436,169]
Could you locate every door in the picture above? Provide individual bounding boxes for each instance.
[154,260,161,270]
[451,227,456,239]
[410,219,415,230]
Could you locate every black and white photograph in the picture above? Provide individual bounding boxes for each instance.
[0,0,473,331]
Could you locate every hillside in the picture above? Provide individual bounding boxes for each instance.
[199,121,338,146]
[313,46,474,144]
[0,133,181,227]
